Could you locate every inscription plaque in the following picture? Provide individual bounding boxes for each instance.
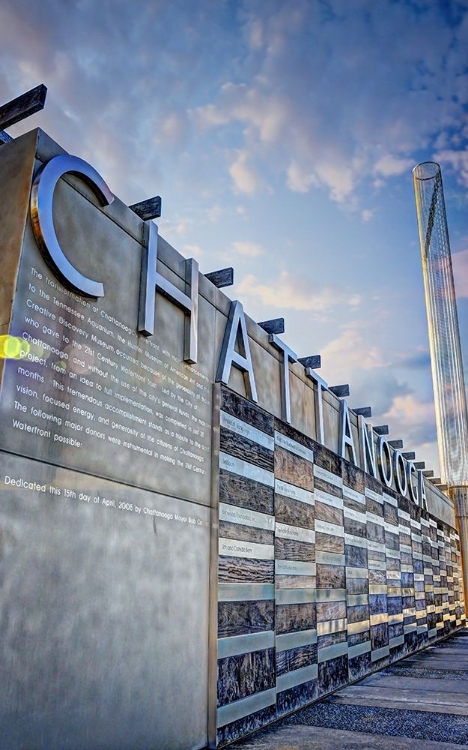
[0,186,212,505]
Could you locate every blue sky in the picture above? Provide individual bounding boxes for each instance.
[1,0,467,476]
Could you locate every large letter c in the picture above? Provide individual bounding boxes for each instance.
[30,154,114,298]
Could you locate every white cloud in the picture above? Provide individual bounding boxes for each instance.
[287,160,319,193]
[453,249,468,298]
[361,209,374,222]
[229,151,261,194]
[231,241,264,258]
[435,149,468,189]
[236,272,361,312]
[374,154,414,178]
[320,329,386,373]
[183,244,204,258]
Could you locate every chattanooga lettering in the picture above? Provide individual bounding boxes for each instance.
[25,153,426,504]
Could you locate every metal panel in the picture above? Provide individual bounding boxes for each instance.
[219,538,275,560]
[218,631,275,659]
[220,452,274,487]
[221,411,275,450]
[275,479,314,506]
[276,664,318,691]
[219,503,275,530]
[274,431,314,462]
[216,688,276,728]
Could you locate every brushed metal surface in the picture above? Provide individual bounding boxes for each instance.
[314,465,343,488]
[317,641,348,663]
[275,522,315,544]
[217,631,275,659]
[218,583,275,601]
[0,452,210,750]
[275,560,316,576]
[275,479,314,506]
[219,538,275,560]
[216,687,276,728]
[276,628,317,652]
[221,411,274,450]
[274,431,314,463]
[276,663,318,691]
[220,452,274,487]
[275,588,316,605]
[219,502,275,530]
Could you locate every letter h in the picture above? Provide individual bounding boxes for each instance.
[138,222,199,363]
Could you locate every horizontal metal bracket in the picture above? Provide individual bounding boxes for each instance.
[205,268,234,288]
[353,407,372,418]
[298,355,321,370]
[0,83,47,131]
[129,196,162,220]
[329,384,349,398]
[258,318,284,335]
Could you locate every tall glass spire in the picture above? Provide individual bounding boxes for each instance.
[414,161,468,609]
[413,162,468,488]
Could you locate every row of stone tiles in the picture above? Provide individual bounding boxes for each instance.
[227,628,468,749]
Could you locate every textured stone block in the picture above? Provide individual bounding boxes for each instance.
[388,622,404,639]
[345,544,368,568]
[275,574,316,589]
[316,564,346,589]
[275,494,314,529]
[316,532,345,554]
[218,556,274,583]
[384,502,399,526]
[275,447,313,491]
[276,644,317,675]
[275,538,315,562]
[318,654,348,694]
[343,517,366,538]
[315,501,343,527]
[217,704,276,747]
[366,496,384,517]
[347,577,369,595]
[369,593,387,614]
[387,596,403,615]
[219,521,274,545]
[217,648,275,706]
[348,651,372,681]
[368,568,386,585]
[314,476,342,498]
[348,630,370,647]
[221,388,274,435]
[371,622,389,650]
[220,429,274,472]
[276,603,316,634]
[219,471,274,515]
[316,600,347,622]
[218,600,275,638]
[342,461,365,493]
[276,678,318,716]
[367,521,385,543]
[347,604,370,623]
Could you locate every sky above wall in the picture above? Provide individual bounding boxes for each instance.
[1,0,467,477]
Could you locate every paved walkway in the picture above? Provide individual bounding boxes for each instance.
[229,629,468,748]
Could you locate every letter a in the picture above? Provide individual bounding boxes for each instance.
[216,300,258,402]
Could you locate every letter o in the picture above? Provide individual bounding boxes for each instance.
[377,436,393,487]
[393,450,408,496]
[406,462,419,504]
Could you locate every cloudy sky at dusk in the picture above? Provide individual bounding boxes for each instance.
[1,0,467,476]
